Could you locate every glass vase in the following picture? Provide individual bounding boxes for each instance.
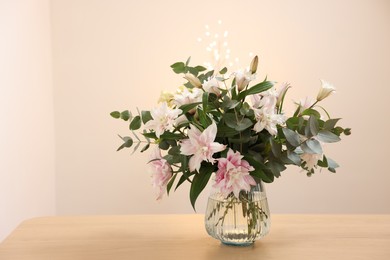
[204,182,271,246]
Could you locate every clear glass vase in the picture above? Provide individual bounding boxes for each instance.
[204,182,271,246]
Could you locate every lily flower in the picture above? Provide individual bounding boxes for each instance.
[184,73,202,88]
[234,69,255,91]
[213,149,256,198]
[180,122,226,172]
[317,80,336,101]
[173,86,202,108]
[202,77,221,96]
[148,147,172,200]
[144,102,182,138]
[253,108,285,135]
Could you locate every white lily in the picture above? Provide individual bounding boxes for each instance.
[144,102,182,138]
[202,77,221,96]
[317,80,336,101]
[180,122,226,172]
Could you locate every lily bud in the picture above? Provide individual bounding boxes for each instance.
[250,55,259,74]
[184,73,202,88]
[235,71,249,92]
[317,79,336,101]
[276,83,291,107]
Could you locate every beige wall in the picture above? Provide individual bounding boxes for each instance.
[51,0,390,215]
[0,0,55,241]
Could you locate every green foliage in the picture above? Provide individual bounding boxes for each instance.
[190,163,214,211]
[111,56,351,210]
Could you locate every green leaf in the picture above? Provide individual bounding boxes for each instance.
[301,108,321,118]
[287,150,301,165]
[221,96,239,110]
[219,67,228,74]
[167,173,177,195]
[160,131,185,140]
[143,132,157,139]
[235,118,253,131]
[131,141,141,155]
[317,155,328,167]
[140,143,150,152]
[309,115,319,136]
[202,92,209,112]
[317,130,341,143]
[237,81,274,100]
[327,157,339,169]
[170,62,186,74]
[120,110,131,121]
[223,113,252,132]
[266,160,286,178]
[116,136,133,151]
[282,128,300,147]
[141,110,153,124]
[244,156,274,183]
[270,138,281,157]
[195,65,207,72]
[323,118,341,130]
[164,154,181,164]
[168,146,181,156]
[110,111,120,119]
[158,140,170,150]
[186,67,199,76]
[175,170,193,191]
[190,163,214,211]
[185,57,191,66]
[216,124,239,137]
[302,139,323,154]
[197,108,212,128]
[344,128,352,135]
[129,116,141,130]
[179,102,201,114]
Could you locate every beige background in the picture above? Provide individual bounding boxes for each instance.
[1,0,390,241]
[0,0,55,241]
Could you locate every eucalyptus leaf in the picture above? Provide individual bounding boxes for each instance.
[270,138,282,157]
[309,115,319,136]
[219,67,228,74]
[244,156,274,183]
[282,128,300,147]
[129,116,141,130]
[306,139,323,154]
[110,111,120,119]
[116,136,133,151]
[324,118,341,130]
[327,157,339,169]
[140,143,150,152]
[317,130,341,143]
[158,140,170,150]
[266,160,286,178]
[301,108,321,118]
[141,110,152,124]
[235,118,253,131]
[287,150,301,165]
[120,110,131,121]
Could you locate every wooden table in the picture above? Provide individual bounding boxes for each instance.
[0,215,389,260]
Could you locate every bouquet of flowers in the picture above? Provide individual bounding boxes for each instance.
[111,56,351,210]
